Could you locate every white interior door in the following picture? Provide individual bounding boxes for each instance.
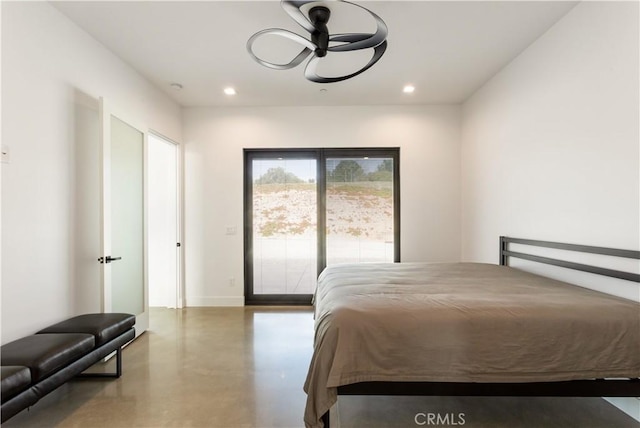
[100,98,149,336]
[148,133,179,308]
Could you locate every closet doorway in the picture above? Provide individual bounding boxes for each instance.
[148,133,181,308]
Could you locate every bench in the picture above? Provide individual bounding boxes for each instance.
[1,313,135,423]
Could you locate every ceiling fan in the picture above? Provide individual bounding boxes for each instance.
[247,0,388,84]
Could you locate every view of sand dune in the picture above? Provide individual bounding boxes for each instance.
[253,182,393,241]
[251,161,395,295]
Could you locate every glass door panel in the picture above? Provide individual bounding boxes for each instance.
[326,157,395,265]
[251,158,317,296]
[100,97,148,335]
[110,117,145,316]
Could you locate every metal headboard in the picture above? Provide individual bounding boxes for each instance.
[499,236,640,283]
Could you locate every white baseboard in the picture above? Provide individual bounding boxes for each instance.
[186,296,244,307]
[605,397,640,422]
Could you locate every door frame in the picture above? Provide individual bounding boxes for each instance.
[244,149,319,305]
[99,97,149,335]
[148,130,185,309]
[320,148,401,269]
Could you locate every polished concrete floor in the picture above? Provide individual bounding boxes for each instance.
[4,307,639,428]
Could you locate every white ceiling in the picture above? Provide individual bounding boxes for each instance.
[52,1,578,107]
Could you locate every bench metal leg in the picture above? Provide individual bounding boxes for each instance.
[76,347,122,379]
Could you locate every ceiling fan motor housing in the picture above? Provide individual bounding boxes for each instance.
[309,6,331,57]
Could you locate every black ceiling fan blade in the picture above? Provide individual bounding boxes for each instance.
[329,33,380,52]
[304,40,387,84]
[247,29,315,70]
[281,0,318,34]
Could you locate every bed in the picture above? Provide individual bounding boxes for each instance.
[303,237,640,428]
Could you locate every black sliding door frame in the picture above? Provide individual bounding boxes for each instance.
[244,148,400,305]
[319,148,401,271]
[244,149,319,305]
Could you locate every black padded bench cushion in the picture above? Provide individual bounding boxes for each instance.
[1,334,94,382]
[1,366,31,400]
[37,313,136,346]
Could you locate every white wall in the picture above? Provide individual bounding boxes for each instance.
[1,2,182,343]
[183,106,461,306]
[461,1,639,301]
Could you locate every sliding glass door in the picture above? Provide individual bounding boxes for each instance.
[252,158,317,296]
[246,152,318,304]
[244,148,399,305]
[325,153,397,265]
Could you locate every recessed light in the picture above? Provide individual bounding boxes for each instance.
[170,83,183,91]
[224,87,237,96]
[403,85,415,94]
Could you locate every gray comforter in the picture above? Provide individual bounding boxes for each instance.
[303,262,640,428]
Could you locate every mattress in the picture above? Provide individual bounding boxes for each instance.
[303,262,640,428]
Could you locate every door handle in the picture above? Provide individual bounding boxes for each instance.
[98,256,122,264]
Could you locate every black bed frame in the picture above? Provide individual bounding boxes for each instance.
[320,236,640,427]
